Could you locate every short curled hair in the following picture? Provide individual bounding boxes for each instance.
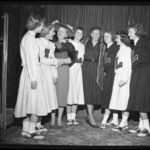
[40,24,54,37]
[128,23,146,37]
[26,12,45,30]
[90,26,101,33]
[104,30,116,42]
[117,31,131,47]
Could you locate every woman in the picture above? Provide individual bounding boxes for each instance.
[14,13,46,139]
[53,25,76,127]
[82,26,102,128]
[127,24,150,137]
[108,31,132,132]
[36,24,69,129]
[100,31,119,129]
[67,27,85,126]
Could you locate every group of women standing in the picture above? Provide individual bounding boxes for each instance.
[14,12,150,140]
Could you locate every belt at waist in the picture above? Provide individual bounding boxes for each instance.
[84,58,98,62]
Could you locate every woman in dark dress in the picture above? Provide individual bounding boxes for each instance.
[100,31,119,129]
[82,26,102,128]
[126,23,150,137]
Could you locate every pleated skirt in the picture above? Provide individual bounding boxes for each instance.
[127,65,150,112]
[14,65,51,118]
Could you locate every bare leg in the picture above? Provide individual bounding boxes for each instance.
[50,110,56,126]
[57,107,64,126]
[87,104,97,125]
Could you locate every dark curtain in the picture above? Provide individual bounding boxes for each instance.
[45,5,150,39]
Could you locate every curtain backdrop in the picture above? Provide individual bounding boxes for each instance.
[45,5,150,39]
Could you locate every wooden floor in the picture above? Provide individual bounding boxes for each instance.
[1,109,150,149]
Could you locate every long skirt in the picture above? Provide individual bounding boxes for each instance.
[40,64,58,110]
[14,65,51,118]
[109,70,131,111]
[82,61,101,105]
[101,68,115,109]
[127,65,150,112]
[67,63,84,105]
[56,65,69,107]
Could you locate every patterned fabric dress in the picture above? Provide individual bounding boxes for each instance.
[109,45,132,111]
[82,39,102,105]
[14,31,51,117]
[101,43,119,109]
[127,37,150,112]
[55,40,76,107]
[36,37,58,111]
[67,39,85,105]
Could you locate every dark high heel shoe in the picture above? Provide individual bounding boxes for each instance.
[86,117,99,128]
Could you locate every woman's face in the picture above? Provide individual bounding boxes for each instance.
[75,29,83,41]
[46,27,55,40]
[128,27,137,40]
[57,27,67,39]
[104,32,112,45]
[91,29,100,41]
[116,35,122,45]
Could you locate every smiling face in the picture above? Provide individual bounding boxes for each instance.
[74,29,83,41]
[45,27,55,40]
[36,22,45,33]
[57,27,67,40]
[115,35,122,45]
[128,27,137,40]
[91,29,100,41]
[104,32,112,45]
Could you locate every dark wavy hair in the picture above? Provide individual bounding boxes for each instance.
[116,31,131,47]
[104,30,116,42]
[90,26,101,33]
[127,23,146,38]
[26,12,45,31]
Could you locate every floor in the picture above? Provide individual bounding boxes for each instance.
[1,109,150,149]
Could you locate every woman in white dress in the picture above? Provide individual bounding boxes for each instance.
[36,24,70,128]
[108,31,132,131]
[67,27,85,126]
[14,13,46,139]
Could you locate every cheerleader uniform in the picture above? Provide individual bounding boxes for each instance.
[67,40,85,105]
[55,40,76,107]
[101,42,119,109]
[36,37,58,111]
[127,37,150,112]
[109,44,132,111]
[14,31,50,118]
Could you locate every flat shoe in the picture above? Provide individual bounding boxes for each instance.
[72,119,79,126]
[128,127,141,134]
[137,128,150,137]
[86,117,99,128]
[100,124,107,129]
[112,125,128,132]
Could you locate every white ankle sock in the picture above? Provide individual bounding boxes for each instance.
[111,113,118,123]
[22,118,30,132]
[28,122,36,134]
[143,119,150,133]
[67,113,72,120]
[71,113,76,120]
[138,117,144,130]
[119,115,128,127]
[102,114,109,124]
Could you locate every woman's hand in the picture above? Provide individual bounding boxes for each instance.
[119,80,126,87]
[53,77,58,84]
[31,81,37,89]
[63,57,72,64]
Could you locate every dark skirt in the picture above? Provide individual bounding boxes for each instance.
[101,68,115,109]
[127,64,150,112]
[82,61,102,105]
[56,65,69,107]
